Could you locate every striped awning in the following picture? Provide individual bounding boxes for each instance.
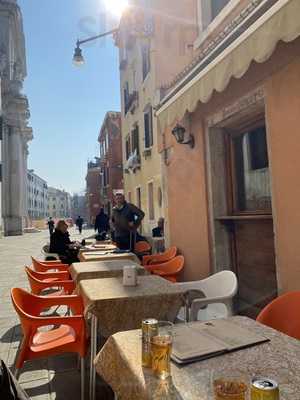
[157,0,300,131]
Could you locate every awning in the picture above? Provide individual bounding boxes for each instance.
[157,0,300,131]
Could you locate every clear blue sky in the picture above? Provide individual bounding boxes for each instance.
[19,0,121,194]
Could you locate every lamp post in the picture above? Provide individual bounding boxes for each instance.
[72,28,119,66]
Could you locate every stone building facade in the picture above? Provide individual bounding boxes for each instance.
[47,187,71,219]
[0,0,32,236]
[98,111,123,217]
[27,169,48,220]
[85,158,102,226]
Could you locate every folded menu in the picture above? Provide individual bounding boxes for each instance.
[172,319,269,364]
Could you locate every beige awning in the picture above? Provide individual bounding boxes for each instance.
[157,0,300,131]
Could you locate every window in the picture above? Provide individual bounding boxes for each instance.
[148,182,155,221]
[125,135,131,159]
[136,187,141,209]
[232,125,271,212]
[144,107,153,148]
[128,191,132,202]
[198,0,230,31]
[131,125,140,156]
[141,42,150,81]
[124,81,129,114]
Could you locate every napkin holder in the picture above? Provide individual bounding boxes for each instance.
[123,265,138,286]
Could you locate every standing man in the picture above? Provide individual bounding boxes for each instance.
[47,217,55,236]
[94,208,110,238]
[75,216,84,234]
[111,192,145,250]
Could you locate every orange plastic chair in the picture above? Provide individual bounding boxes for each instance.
[256,291,300,340]
[11,288,87,400]
[25,267,75,296]
[142,246,177,266]
[145,255,184,282]
[134,241,152,255]
[31,257,69,273]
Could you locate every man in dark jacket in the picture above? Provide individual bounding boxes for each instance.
[47,217,55,236]
[94,208,110,236]
[75,216,84,234]
[111,193,145,250]
[49,220,80,264]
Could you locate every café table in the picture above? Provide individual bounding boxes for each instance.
[70,259,147,284]
[95,316,300,400]
[79,250,140,263]
[78,275,184,400]
[79,244,117,253]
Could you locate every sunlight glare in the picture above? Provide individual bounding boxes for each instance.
[104,0,129,17]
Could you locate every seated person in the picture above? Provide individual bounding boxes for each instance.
[49,220,80,265]
[152,217,164,238]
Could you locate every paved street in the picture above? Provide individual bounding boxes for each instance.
[0,227,111,400]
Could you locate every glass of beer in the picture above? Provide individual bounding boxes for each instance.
[151,321,173,379]
[213,372,248,400]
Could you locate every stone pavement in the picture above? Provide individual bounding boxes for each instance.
[0,227,113,400]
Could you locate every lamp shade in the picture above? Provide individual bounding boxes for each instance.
[73,45,84,66]
[172,124,186,143]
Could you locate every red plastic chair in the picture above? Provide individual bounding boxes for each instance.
[11,288,87,400]
[25,267,74,296]
[145,255,184,282]
[142,246,177,266]
[256,291,300,340]
[31,257,69,273]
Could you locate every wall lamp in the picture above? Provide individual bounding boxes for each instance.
[73,28,118,66]
[171,123,195,149]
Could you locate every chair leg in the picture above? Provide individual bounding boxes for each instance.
[14,368,20,380]
[81,357,85,400]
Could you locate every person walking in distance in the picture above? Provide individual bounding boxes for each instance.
[94,208,110,239]
[111,192,145,251]
[75,216,84,234]
[47,217,55,236]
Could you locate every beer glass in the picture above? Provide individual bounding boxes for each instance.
[151,321,173,379]
[212,371,249,400]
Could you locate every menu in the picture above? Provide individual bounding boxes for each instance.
[172,319,269,364]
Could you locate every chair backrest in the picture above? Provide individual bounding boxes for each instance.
[25,266,47,280]
[150,246,177,263]
[158,255,184,275]
[256,291,300,340]
[11,288,42,332]
[135,241,151,253]
[177,270,238,299]
[24,267,44,295]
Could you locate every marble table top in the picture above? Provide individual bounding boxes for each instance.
[78,275,184,337]
[95,316,300,400]
[70,259,147,283]
[79,251,140,264]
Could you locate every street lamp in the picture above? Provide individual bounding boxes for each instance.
[171,123,195,149]
[72,28,119,67]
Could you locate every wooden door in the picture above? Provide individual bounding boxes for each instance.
[227,123,277,318]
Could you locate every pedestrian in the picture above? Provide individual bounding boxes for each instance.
[47,217,55,236]
[49,220,80,264]
[111,192,145,251]
[75,215,84,234]
[152,217,164,237]
[94,208,110,239]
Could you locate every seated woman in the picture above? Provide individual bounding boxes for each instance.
[49,220,80,265]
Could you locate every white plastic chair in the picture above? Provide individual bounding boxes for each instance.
[176,270,238,322]
[42,244,60,260]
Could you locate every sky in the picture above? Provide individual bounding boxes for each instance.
[18,0,121,195]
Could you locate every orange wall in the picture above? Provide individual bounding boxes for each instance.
[265,56,300,293]
[166,116,211,282]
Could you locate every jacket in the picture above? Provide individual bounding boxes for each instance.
[112,202,145,238]
[49,229,72,256]
[94,212,110,232]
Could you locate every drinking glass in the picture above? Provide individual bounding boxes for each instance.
[151,321,173,379]
[212,371,249,400]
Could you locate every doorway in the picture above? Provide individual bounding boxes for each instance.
[209,118,277,319]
